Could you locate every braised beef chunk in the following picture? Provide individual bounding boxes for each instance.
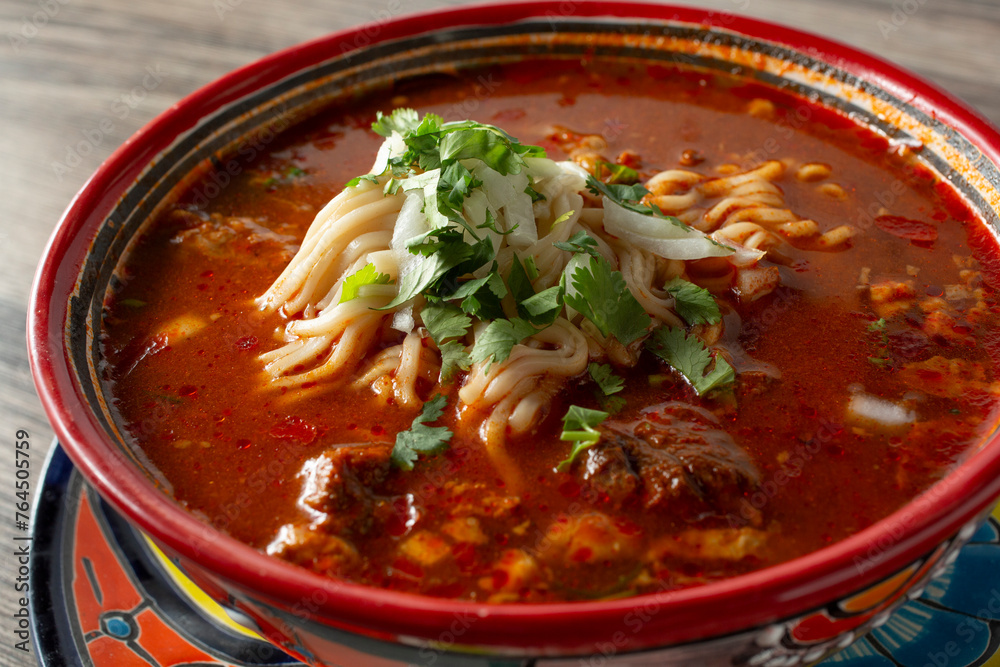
[267,444,394,573]
[581,403,760,522]
[266,525,362,577]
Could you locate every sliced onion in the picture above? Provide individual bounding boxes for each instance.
[847,392,917,428]
[369,131,406,176]
[390,191,428,293]
[714,233,766,266]
[603,197,734,260]
[392,306,415,333]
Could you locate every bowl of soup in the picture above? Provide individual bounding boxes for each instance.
[27,2,1000,665]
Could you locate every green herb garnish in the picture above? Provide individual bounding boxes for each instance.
[867,318,892,369]
[469,318,538,372]
[645,326,735,395]
[391,394,453,470]
[664,278,721,326]
[597,160,639,185]
[564,253,651,346]
[589,362,624,395]
[556,405,609,472]
[339,263,393,303]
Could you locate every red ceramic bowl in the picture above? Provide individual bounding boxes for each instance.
[28,2,1000,665]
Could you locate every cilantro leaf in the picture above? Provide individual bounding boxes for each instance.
[420,303,471,344]
[645,326,735,395]
[507,255,535,306]
[439,128,528,176]
[586,178,650,205]
[586,175,692,233]
[380,239,473,310]
[391,394,453,471]
[469,317,537,372]
[523,255,539,281]
[597,160,639,185]
[599,395,627,414]
[565,255,651,346]
[551,210,576,227]
[372,108,425,138]
[446,270,506,321]
[555,405,609,472]
[438,340,472,383]
[519,285,564,326]
[664,277,721,326]
[339,263,393,303]
[588,362,624,395]
[346,173,380,188]
[554,230,601,257]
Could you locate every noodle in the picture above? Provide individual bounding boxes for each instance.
[255,124,857,471]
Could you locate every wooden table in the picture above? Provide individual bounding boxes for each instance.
[1,0,997,664]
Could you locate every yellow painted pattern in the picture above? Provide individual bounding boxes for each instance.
[143,536,262,640]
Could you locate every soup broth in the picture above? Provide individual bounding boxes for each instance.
[100,58,1000,602]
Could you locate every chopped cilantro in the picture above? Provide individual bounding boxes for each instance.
[524,255,540,281]
[551,210,576,227]
[507,256,564,326]
[645,326,735,395]
[554,230,601,257]
[507,255,535,305]
[420,302,471,344]
[285,166,305,178]
[438,340,472,384]
[589,362,624,395]
[867,318,892,369]
[379,235,474,311]
[664,278,721,326]
[599,395,628,414]
[469,317,537,372]
[556,405,609,472]
[586,178,650,204]
[346,173,380,188]
[597,160,639,185]
[339,263,393,303]
[391,394,453,470]
[565,254,651,346]
[519,285,564,326]
[586,175,696,234]
[372,108,424,137]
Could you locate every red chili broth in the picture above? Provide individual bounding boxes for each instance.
[99,58,1000,602]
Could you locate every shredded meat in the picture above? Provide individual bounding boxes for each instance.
[580,403,761,523]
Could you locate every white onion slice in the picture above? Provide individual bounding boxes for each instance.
[390,191,428,296]
[847,392,917,428]
[603,197,734,260]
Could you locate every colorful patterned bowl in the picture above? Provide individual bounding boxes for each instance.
[27,2,1000,665]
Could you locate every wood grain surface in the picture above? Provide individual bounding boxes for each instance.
[1,0,997,664]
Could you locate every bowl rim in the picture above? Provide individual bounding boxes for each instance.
[27,0,1000,653]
